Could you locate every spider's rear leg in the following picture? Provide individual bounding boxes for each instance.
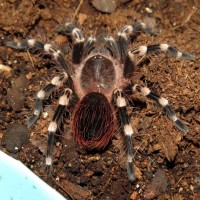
[58,22,85,64]
[131,43,195,60]
[46,88,72,175]
[132,84,189,133]
[113,89,135,182]
[27,72,69,128]
[6,39,70,72]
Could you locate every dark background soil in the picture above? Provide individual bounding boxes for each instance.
[0,0,199,199]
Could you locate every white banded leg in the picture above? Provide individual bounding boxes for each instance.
[6,39,70,71]
[124,51,135,78]
[131,44,195,60]
[132,84,189,133]
[117,32,135,78]
[118,21,155,43]
[113,89,135,182]
[27,72,68,128]
[117,21,155,62]
[59,22,85,64]
[46,88,72,174]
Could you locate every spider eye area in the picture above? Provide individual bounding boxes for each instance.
[72,92,116,150]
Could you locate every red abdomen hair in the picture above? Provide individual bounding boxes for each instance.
[72,92,116,150]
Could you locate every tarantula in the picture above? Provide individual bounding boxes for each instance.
[6,21,195,181]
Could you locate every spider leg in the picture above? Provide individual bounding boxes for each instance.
[6,39,70,72]
[27,72,69,128]
[113,89,135,182]
[117,21,155,78]
[123,51,136,78]
[46,88,72,174]
[132,84,189,133]
[131,43,195,60]
[117,21,155,62]
[123,43,195,78]
[58,22,85,64]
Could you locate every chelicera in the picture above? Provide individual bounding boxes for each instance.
[6,21,195,181]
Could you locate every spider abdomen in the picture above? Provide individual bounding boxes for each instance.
[72,92,116,150]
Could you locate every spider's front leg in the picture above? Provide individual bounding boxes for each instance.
[117,21,156,62]
[113,89,135,182]
[132,84,189,133]
[46,88,73,174]
[58,22,85,64]
[117,21,156,78]
[6,39,70,72]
